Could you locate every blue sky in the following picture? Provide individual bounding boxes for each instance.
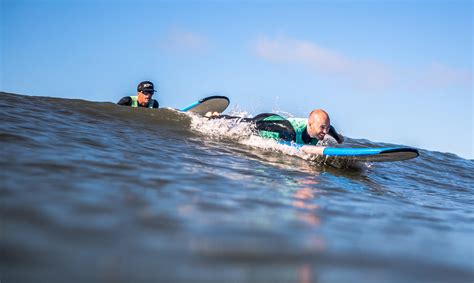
[1,0,473,158]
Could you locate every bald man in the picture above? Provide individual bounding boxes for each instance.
[307,109,336,141]
[207,110,343,154]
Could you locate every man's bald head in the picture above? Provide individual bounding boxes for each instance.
[307,109,331,140]
[309,109,330,123]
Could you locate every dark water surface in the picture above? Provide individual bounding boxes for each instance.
[1,92,473,283]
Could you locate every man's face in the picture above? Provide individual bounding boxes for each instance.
[308,116,330,140]
[137,91,153,105]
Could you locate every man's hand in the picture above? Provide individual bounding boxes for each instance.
[337,134,344,144]
[300,145,325,155]
[204,111,220,117]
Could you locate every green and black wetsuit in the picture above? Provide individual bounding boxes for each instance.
[117,96,159,108]
[213,113,342,145]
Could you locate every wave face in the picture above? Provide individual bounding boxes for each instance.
[1,92,473,283]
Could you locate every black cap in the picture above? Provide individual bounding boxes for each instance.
[137,81,157,93]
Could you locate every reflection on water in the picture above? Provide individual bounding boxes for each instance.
[298,264,313,283]
[292,178,324,283]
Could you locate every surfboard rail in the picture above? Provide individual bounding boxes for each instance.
[322,147,419,162]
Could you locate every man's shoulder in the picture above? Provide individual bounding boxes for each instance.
[287,117,307,123]
[152,100,159,108]
[117,96,132,106]
[287,117,308,130]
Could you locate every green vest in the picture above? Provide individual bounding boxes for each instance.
[130,96,155,108]
[287,118,317,145]
[257,115,317,145]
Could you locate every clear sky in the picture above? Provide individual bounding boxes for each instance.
[1,0,473,159]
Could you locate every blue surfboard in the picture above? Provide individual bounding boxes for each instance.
[180,96,230,115]
[322,147,419,162]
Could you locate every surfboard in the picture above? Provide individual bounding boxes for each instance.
[322,147,419,162]
[180,96,230,116]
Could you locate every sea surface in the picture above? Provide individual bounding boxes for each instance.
[1,92,473,283]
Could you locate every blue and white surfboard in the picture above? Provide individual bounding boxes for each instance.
[322,147,419,162]
[180,96,230,116]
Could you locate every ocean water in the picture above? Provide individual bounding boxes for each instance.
[1,92,473,283]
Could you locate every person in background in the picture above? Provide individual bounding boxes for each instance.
[117,81,159,108]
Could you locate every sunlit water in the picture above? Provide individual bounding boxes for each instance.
[1,92,473,283]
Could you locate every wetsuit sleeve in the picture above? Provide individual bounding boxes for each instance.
[117,96,132,106]
[153,100,159,108]
[329,126,343,144]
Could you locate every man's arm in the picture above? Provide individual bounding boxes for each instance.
[278,140,326,155]
[117,96,132,106]
[300,145,326,155]
[329,126,344,144]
